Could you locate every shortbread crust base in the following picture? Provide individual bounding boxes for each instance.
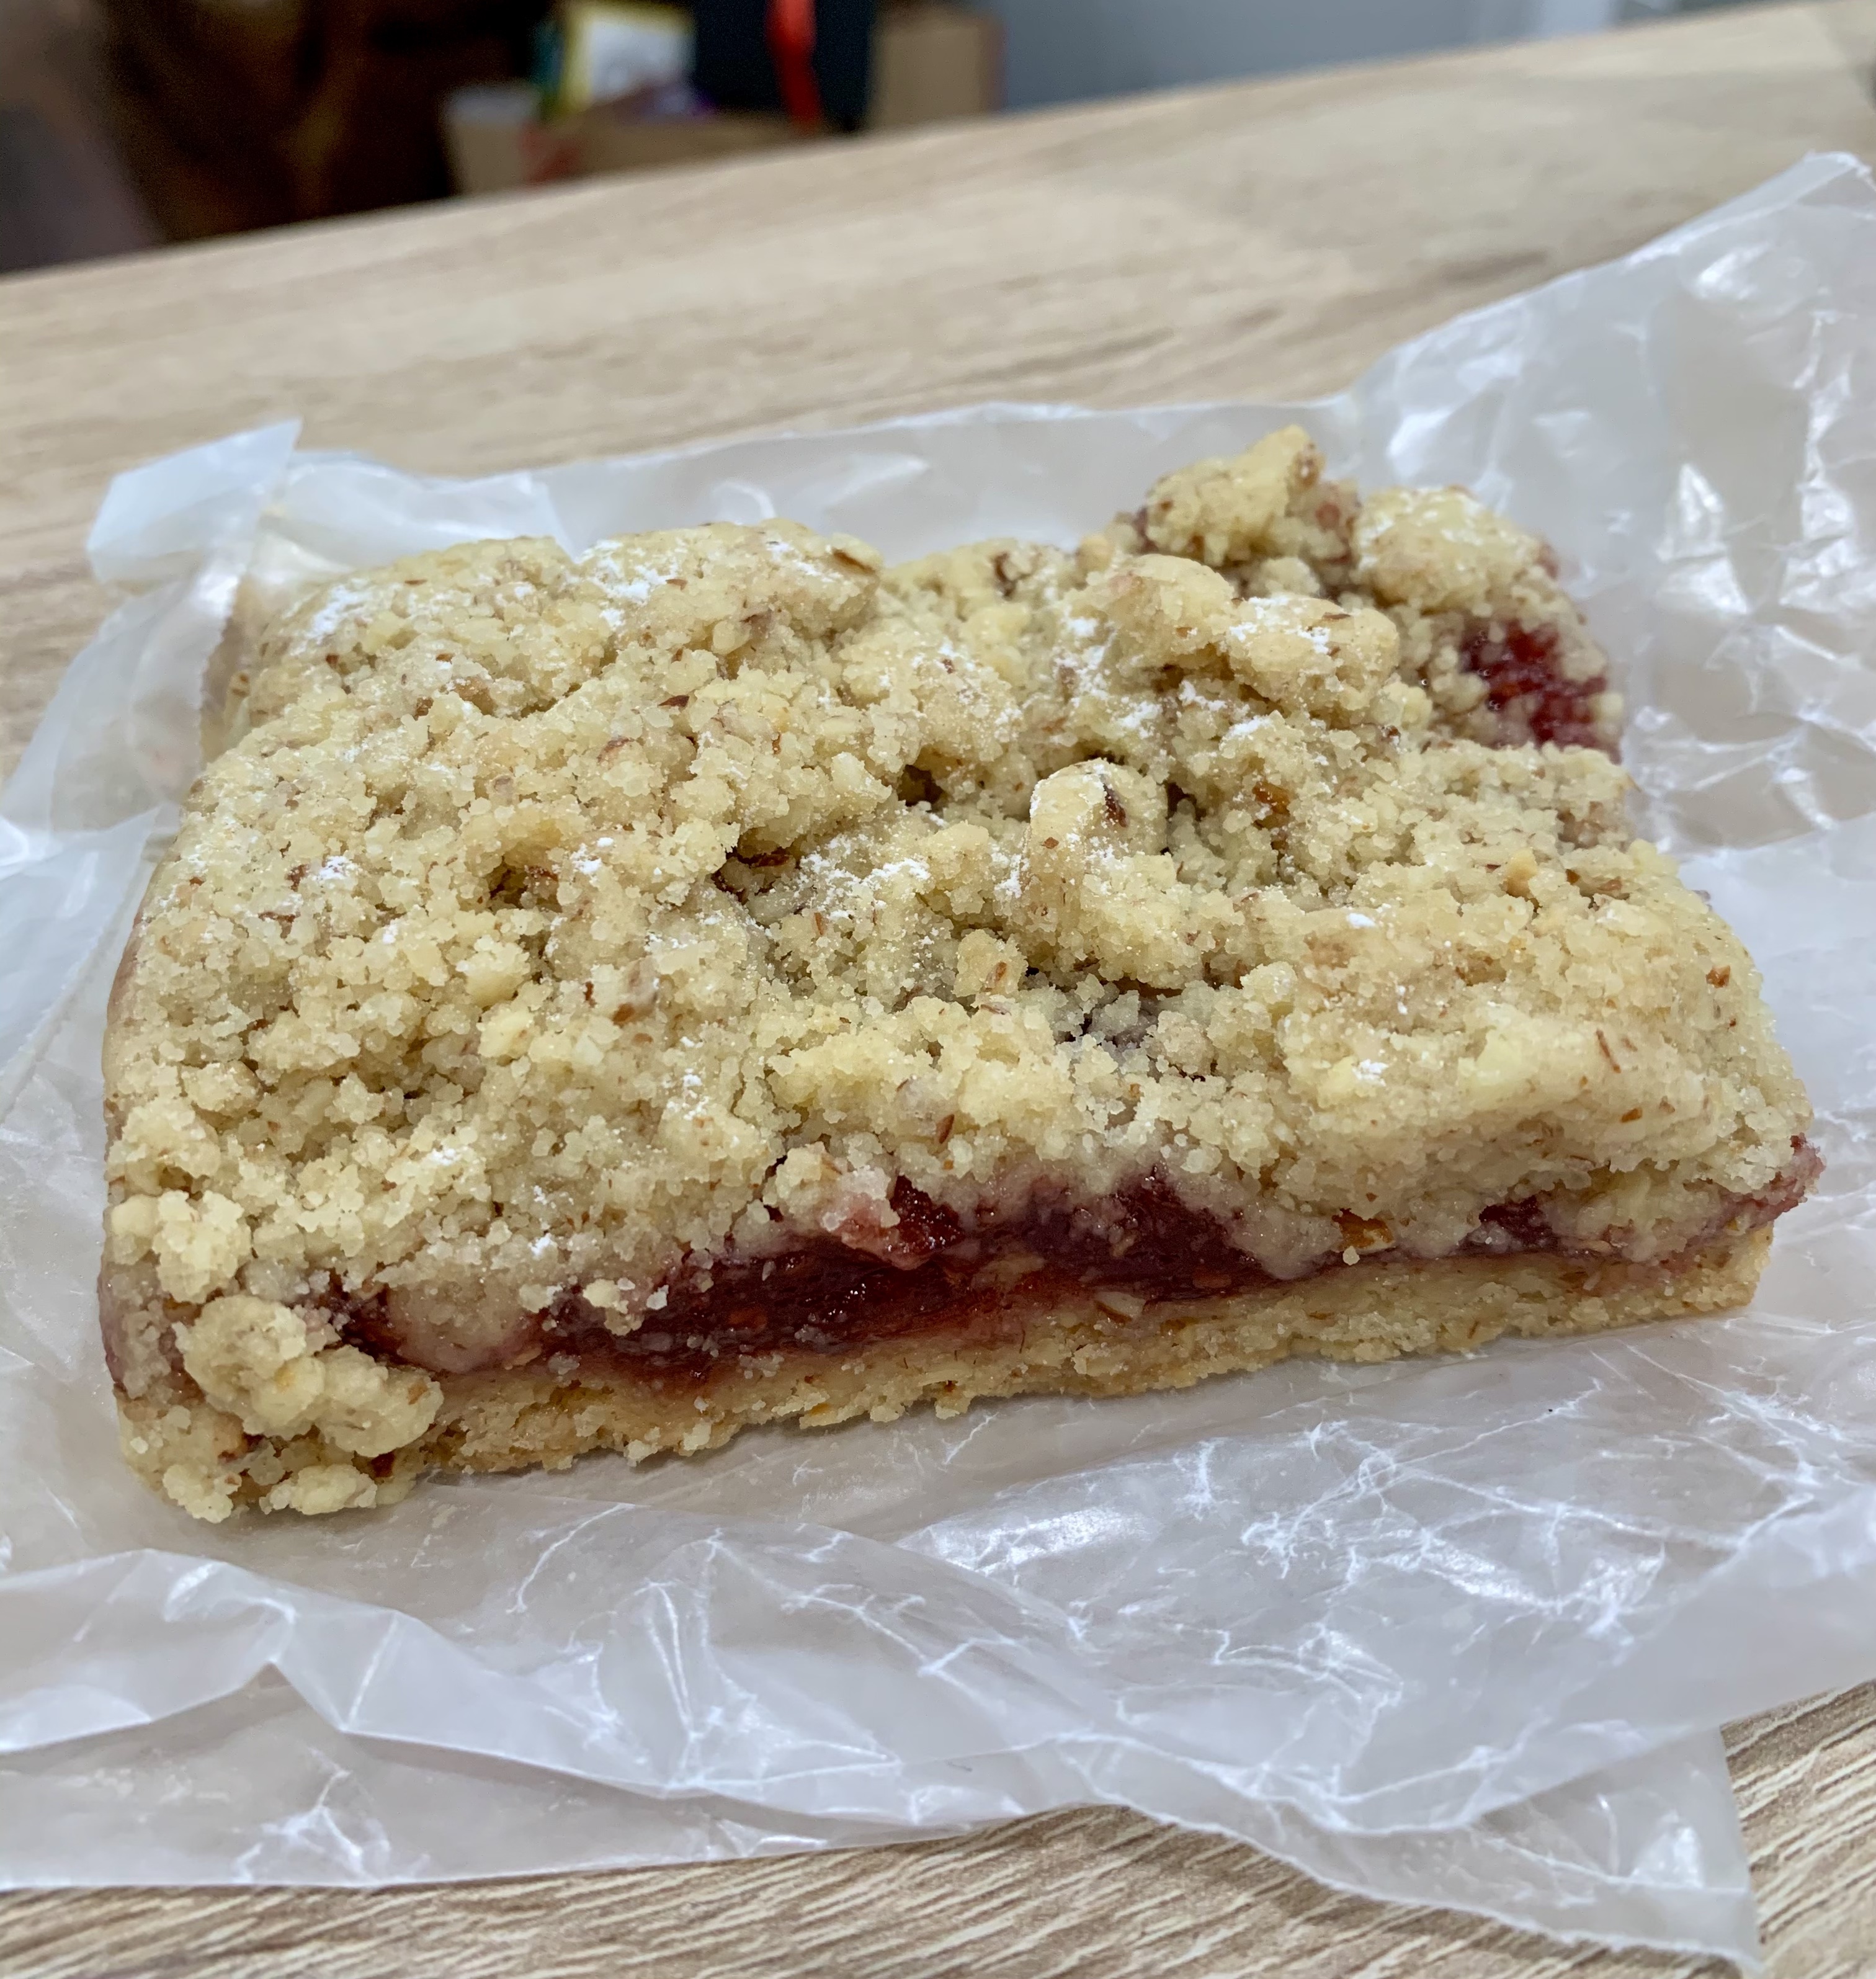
[116,1228,1772,1519]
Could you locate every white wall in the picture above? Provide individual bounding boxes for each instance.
[975,0,1627,112]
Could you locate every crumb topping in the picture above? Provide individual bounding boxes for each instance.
[102,431,1807,1408]
[1100,426,1620,751]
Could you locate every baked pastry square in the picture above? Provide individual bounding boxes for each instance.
[100,429,1815,1518]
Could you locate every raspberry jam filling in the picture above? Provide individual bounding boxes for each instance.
[1462,620,1612,752]
[336,1142,1817,1389]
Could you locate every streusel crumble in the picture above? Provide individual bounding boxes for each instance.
[100,428,1814,1519]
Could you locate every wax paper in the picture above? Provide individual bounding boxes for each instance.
[5,153,1876,1967]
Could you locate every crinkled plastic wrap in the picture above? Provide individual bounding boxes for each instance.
[4,154,1876,1967]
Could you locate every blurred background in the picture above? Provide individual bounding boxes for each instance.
[0,0,1759,274]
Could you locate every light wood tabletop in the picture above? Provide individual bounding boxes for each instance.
[4,5,1876,1974]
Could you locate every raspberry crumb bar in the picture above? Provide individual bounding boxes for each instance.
[100,428,1815,1519]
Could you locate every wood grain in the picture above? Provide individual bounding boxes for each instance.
[4,6,1876,1975]
[0,1807,1728,1979]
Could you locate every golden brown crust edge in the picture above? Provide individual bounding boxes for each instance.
[113,1230,1772,1519]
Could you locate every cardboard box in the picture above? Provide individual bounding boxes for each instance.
[445,83,802,192]
[870,1,999,130]
[445,2,999,197]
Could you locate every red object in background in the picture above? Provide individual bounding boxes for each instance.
[766,0,823,126]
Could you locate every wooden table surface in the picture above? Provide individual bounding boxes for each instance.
[4,5,1876,1973]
